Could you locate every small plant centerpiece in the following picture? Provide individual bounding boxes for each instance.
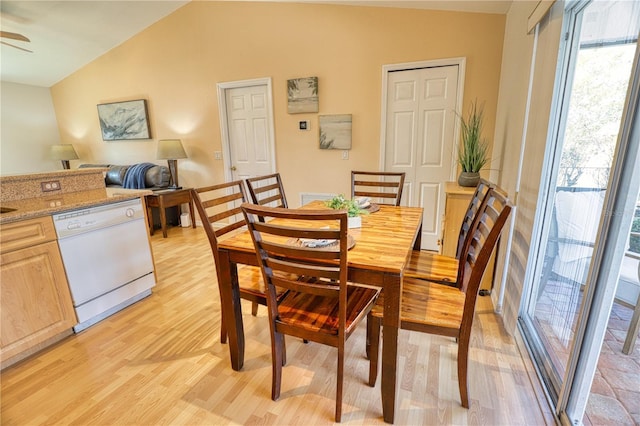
[457,100,489,187]
[325,194,368,228]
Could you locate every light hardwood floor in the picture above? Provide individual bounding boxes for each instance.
[1,225,555,425]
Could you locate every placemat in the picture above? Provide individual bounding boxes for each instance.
[364,203,380,213]
[286,234,356,250]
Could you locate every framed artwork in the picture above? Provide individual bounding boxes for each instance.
[97,99,151,141]
[319,114,352,150]
[287,76,318,114]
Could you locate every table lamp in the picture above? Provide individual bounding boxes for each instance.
[157,139,187,189]
[50,144,79,169]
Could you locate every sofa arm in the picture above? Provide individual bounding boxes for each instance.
[105,165,130,186]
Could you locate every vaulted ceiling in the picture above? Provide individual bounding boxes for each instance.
[0,1,511,88]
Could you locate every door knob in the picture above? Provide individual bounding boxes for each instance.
[230,166,237,171]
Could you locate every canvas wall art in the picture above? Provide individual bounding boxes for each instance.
[319,114,352,150]
[97,99,151,141]
[287,77,318,114]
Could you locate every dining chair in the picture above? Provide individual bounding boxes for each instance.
[367,187,512,409]
[191,181,287,343]
[241,203,381,422]
[351,171,405,206]
[404,178,493,286]
[245,173,288,209]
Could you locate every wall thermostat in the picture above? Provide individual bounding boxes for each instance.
[299,120,310,131]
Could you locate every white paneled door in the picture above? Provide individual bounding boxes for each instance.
[222,81,275,181]
[384,64,460,251]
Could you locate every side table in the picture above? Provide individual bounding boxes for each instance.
[145,188,196,238]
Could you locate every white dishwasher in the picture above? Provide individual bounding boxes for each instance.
[53,198,156,332]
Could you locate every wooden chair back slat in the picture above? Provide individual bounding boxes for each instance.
[208,205,243,224]
[260,240,342,261]
[215,220,246,238]
[353,180,401,188]
[271,274,340,298]
[351,171,405,206]
[201,191,244,208]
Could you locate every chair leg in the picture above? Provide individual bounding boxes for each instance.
[220,311,227,344]
[457,333,470,408]
[271,331,284,401]
[251,301,259,316]
[282,335,287,366]
[367,314,381,387]
[365,318,371,360]
[336,345,344,422]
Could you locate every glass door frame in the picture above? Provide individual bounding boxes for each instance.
[561,40,640,425]
[518,0,640,423]
[518,0,593,403]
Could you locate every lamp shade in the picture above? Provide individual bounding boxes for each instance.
[157,139,187,160]
[50,144,79,161]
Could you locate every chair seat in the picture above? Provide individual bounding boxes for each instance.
[278,285,380,335]
[370,277,464,332]
[404,250,459,285]
[237,265,287,301]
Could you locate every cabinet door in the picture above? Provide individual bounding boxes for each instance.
[1,241,77,361]
[443,193,473,257]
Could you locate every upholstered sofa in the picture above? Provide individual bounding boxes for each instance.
[79,163,171,190]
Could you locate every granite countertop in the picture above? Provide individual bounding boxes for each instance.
[0,188,152,225]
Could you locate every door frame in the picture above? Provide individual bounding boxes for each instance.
[216,77,277,182]
[378,57,466,177]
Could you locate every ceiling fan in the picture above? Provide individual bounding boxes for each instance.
[1,30,32,53]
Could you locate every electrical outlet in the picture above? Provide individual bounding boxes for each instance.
[214,151,222,160]
[41,181,61,192]
[341,150,349,160]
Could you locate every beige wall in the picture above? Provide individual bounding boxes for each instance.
[1,82,64,175]
[50,1,505,205]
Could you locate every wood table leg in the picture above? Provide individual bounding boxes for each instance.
[217,249,245,370]
[381,272,401,423]
[188,198,196,229]
[413,221,423,250]
[147,205,155,236]
[159,197,168,238]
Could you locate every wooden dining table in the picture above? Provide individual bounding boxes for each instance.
[216,200,423,423]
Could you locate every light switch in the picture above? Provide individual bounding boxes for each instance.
[341,150,349,160]
[214,151,222,160]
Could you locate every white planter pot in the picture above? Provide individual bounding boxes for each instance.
[348,216,362,229]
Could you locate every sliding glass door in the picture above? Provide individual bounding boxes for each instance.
[519,0,640,423]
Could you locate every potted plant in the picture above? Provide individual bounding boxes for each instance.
[325,194,368,228]
[457,100,489,187]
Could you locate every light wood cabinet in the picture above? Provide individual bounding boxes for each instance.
[442,182,494,291]
[1,216,76,369]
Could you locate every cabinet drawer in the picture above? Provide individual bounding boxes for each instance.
[0,216,57,254]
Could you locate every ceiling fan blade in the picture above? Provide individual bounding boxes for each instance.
[1,40,33,53]
[0,31,30,42]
